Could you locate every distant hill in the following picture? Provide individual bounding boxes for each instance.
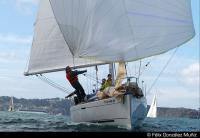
[0,96,71,116]
[147,105,199,119]
[0,96,199,118]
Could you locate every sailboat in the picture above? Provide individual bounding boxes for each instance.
[24,0,195,129]
[8,97,14,112]
[147,94,157,118]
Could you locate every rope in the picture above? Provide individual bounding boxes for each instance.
[83,73,101,84]
[133,58,154,77]
[147,48,179,94]
[36,74,71,94]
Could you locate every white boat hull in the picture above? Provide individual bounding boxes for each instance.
[70,94,147,129]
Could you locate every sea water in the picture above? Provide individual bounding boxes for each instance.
[0,111,199,132]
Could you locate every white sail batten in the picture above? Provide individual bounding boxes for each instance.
[25,0,106,76]
[147,95,157,118]
[49,0,195,62]
[26,0,195,75]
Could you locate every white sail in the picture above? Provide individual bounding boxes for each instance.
[147,95,157,118]
[50,0,195,61]
[8,97,14,112]
[25,0,107,76]
[25,0,195,76]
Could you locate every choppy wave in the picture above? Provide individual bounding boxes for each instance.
[0,111,199,132]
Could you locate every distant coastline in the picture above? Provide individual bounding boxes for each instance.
[147,105,199,119]
[0,96,199,118]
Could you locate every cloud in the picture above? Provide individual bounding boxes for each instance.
[15,0,39,15]
[0,51,17,59]
[180,63,200,85]
[16,0,39,5]
[0,34,32,45]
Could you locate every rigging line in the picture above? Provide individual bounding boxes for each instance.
[42,75,69,91]
[86,68,90,95]
[83,71,97,81]
[95,65,99,90]
[114,63,117,79]
[83,73,101,84]
[126,62,131,77]
[36,75,68,94]
[38,76,70,94]
[138,60,142,83]
[36,75,70,94]
[147,48,179,94]
[36,75,62,92]
[83,72,101,84]
[113,63,116,84]
[125,62,128,77]
[133,55,157,78]
[42,77,69,94]
[134,61,151,77]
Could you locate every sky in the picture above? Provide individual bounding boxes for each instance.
[0,0,199,110]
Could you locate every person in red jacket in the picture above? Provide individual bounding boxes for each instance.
[65,66,87,104]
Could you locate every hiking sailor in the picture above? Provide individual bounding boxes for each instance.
[65,66,87,104]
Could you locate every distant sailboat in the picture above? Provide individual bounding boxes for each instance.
[147,94,157,118]
[8,97,14,112]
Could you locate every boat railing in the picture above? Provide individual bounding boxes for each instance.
[125,76,138,83]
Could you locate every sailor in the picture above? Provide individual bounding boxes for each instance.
[65,66,87,103]
[101,74,112,91]
[98,74,113,92]
[99,78,106,91]
[106,74,112,86]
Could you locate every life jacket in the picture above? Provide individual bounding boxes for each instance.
[100,79,112,91]
[66,72,78,84]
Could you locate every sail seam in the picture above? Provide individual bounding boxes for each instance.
[49,0,75,57]
[121,0,139,61]
[132,0,190,19]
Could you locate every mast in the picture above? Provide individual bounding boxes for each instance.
[138,60,142,84]
[95,65,98,91]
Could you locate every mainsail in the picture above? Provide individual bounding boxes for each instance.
[147,94,157,118]
[25,0,195,76]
